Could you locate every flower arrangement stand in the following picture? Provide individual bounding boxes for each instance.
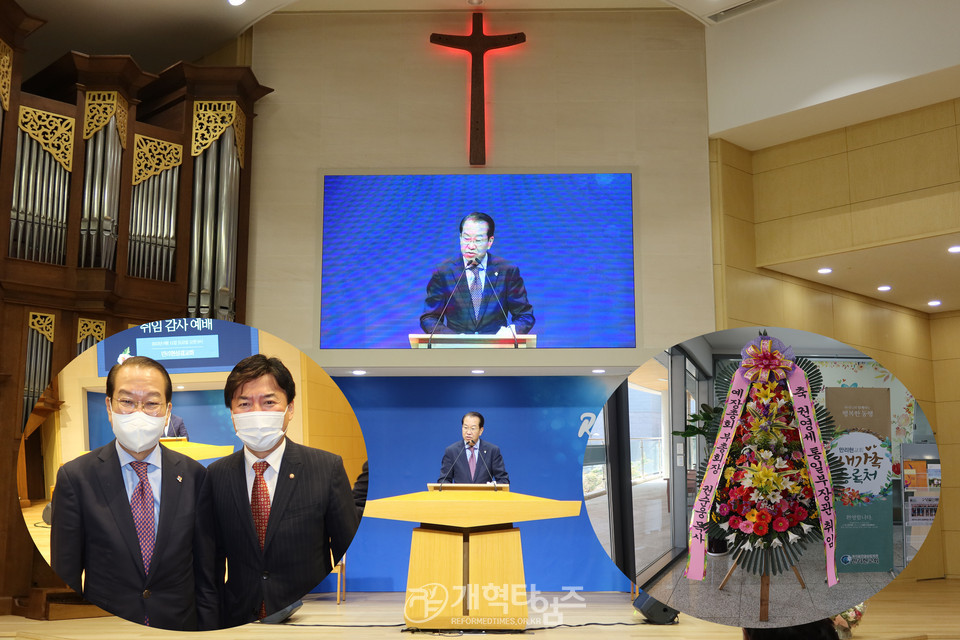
[717,548,807,622]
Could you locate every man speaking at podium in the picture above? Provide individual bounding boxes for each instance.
[438,412,510,484]
[420,212,535,336]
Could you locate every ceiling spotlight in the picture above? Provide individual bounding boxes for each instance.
[592,369,606,374]
[467,0,484,5]
[228,0,246,6]
[817,267,832,274]
[471,369,485,374]
[928,300,942,307]
[877,285,891,292]
[176,385,185,390]
[351,369,367,376]
[949,246,960,253]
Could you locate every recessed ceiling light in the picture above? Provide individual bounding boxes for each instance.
[949,246,960,253]
[228,0,246,6]
[471,369,485,374]
[592,369,606,374]
[928,300,942,307]
[176,385,185,390]
[877,285,891,292]
[467,0,484,5]
[351,369,367,375]
[817,267,832,274]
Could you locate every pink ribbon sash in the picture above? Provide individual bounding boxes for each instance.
[686,363,837,585]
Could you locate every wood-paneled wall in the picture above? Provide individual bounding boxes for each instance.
[711,100,960,579]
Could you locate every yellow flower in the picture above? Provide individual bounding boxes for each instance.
[724,467,735,480]
[745,509,759,522]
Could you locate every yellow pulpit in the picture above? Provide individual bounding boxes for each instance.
[363,486,580,630]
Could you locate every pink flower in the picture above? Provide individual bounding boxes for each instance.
[738,520,754,534]
[772,517,789,532]
[717,503,731,516]
[792,451,803,461]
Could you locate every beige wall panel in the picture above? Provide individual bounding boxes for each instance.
[931,313,960,360]
[865,350,934,405]
[935,402,960,444]
[867,305,933,361]
[849,183,960,247]
[942,488,960,532]
[719,163,754,223]
[249,11,713,356]
[830,294,873,351]
[920,400,938,436]
[640,256,715,350]
[755,206,852,265]
[752,129,847,174]
[846,101,956,151]
[710,160,722,262]
[754,153,850,221]
[933,359,960,402]
[780,280,835,338]
[848,128,960,202]
[723,267,784,327]
[713,265,727,330]
[941,444,960,488]
[900,515,943,580]
[941,529,960,579]
[717,138,752,174]
[722,214,757,270]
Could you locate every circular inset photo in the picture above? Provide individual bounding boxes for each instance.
[19,318,366,630]
[584,327,940,629]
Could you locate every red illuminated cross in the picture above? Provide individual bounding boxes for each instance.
[431,13,526,166]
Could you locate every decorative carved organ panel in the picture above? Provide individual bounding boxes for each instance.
[8,106,73,264]
[189,101,243,320]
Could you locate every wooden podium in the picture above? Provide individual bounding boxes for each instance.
[363,486,579,630]
[408,333,537,348]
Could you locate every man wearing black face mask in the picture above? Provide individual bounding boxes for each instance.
[204,354,358,628]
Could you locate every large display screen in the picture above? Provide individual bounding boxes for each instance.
[319,172,636,349]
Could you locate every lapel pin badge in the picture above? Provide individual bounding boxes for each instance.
[177,475,182,483]
[289,473,295,479]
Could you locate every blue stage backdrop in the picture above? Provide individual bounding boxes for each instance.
[319,172,636,349]
[329,375,632,592]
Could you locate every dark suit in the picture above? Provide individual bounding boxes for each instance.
[206,439,359,628]
[438,438,510,484]
[50,441,217,630]
[420,254,535,335]
[164,414,189,439]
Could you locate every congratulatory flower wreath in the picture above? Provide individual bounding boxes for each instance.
[683,335,848,582]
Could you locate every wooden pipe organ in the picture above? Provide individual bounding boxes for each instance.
[0,0,271,608]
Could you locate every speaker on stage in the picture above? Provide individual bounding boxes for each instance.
[633,590,679,624]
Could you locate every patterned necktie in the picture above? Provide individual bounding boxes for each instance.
[468,445,477,479]
[130,461,155,577]
[251,461,270,550]
[469,265,482,320]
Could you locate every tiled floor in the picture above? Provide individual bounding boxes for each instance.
[644,543,896,628]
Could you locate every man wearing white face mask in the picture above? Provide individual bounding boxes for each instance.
[50,356,218,630]
[206,354,359,628]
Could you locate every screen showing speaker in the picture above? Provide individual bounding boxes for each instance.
[319,172,636,349]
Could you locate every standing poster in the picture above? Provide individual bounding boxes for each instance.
[903,460,927,488]
[827,386,895,573]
